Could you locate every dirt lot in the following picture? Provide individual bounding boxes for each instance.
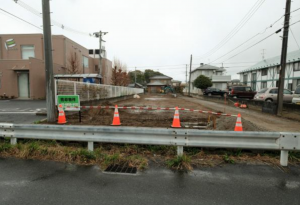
[66,94,262,131]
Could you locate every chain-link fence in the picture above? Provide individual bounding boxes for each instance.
[55,80,143,103]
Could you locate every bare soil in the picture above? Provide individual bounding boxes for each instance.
[64,94,262,131]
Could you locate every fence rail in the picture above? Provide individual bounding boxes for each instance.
[55,79,143,103]
[1,123,299,166]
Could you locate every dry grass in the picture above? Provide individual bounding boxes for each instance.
[1,140,299,171]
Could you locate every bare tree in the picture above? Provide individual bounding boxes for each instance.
[67,51,79,74]
[113,57,127,72]
[111,65,130,86]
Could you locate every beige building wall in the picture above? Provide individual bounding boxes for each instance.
[0,33,113,99]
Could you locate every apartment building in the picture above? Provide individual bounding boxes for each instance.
[0,33,112,99]
[238,50,300,91]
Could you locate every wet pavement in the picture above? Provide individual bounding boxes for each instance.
[0,100,46,124]
[0,158,300,205]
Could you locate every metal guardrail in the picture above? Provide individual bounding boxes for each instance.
[0,123,299,166]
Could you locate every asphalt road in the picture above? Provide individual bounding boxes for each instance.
[0,158,299,205]
[0,100,46,124]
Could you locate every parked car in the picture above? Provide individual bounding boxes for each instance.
[203,87,228,97]
[292,85,300,104]
[228,86,256,99]
[254,87,293,103]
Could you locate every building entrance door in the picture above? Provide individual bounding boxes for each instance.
[18,72,29,98]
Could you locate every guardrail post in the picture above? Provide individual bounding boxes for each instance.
[10,137,17,145]
[177,146,183,156]
[280,150,289,166]
[88,141,94,151]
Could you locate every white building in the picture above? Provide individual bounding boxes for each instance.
[188,63,231,93]
[238,50,300,91]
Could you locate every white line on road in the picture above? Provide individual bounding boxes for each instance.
[0,112,37,114]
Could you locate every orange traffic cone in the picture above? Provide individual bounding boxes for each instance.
[234,113,243,131]
[171,107,181,128]
[57,104,66,124]
[111,105,121,126]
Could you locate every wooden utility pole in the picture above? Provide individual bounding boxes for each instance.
[188,55,192,96]
[185,64,188,86]
[42,0,56,122]
[277,0,291,116]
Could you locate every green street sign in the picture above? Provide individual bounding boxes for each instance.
[57,95,80,111]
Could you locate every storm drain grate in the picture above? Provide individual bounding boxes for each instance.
[104,164,137,175]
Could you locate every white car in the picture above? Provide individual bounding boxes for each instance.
[292,85,300,104]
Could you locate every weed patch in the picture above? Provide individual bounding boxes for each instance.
[166,154,192,171]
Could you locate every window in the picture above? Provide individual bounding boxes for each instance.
[293,62,300,71]
[83,56,89,68]
[251,82,256,91]
[261,68,268,76]
[288,83,292,91]
[269,89,278,94]
[237,87,245,91]
[251,73,257,81]
[295,86,300,94]
[261,81,267,89]
[243,74,248,84]
[297,79,300,86]
[21,45,35,59]
[258,88,268,93]
[245,87,252,92]
[284,89,292,94]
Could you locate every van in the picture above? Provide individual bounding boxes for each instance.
[229,86,256,99]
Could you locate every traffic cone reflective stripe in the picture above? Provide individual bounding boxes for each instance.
[57,104,66,124]
[171,107,181,128]
[111,105,121,126]
[234,113,243,131]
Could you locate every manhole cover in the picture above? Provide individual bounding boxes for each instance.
[104,164,137,175]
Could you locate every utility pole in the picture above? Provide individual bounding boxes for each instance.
[42,0,55,122]
[185,64,187,86]
[277,0,291,116]
[188,55,192,96]
[135,67,137,84]
[93,31,108,83]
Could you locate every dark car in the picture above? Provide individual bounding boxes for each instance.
[229,86,256,99]
[203,87,228,97]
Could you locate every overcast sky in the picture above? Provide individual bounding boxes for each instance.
[1,0,300,81]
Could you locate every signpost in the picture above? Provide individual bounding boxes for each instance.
[57,95,80,111]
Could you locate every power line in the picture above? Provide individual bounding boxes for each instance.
[194,0,265,59]
[0,8,42,30]
[194,6,300,62]
[290,28,300,50]
[13,0,93,37]
[197,12,298,64]
[209,18,300,64]
[212,20,300,64]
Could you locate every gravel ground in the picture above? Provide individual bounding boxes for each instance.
[184,96,300,132]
